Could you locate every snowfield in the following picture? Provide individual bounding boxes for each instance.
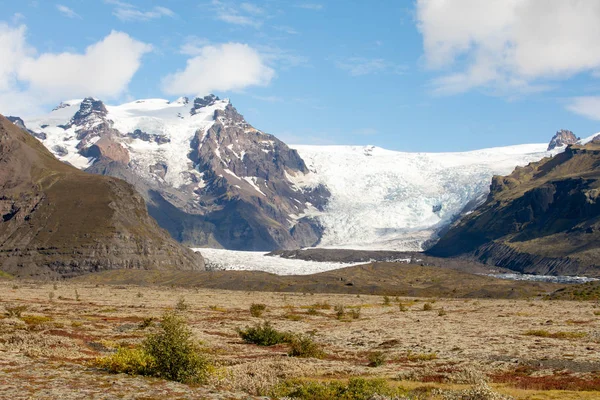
[194,248,365,275]
[291,143,560,251]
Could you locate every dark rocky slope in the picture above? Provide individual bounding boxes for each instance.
[429,140,600,276]
[23,96,329,251]
[0,115,204,278]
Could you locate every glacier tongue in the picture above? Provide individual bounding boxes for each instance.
[291,143,558,251]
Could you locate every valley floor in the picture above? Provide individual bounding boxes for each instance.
[1,278,600,399]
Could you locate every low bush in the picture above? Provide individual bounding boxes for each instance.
[288,335,325,359]
[524,330,586,339]
[368,351,387,367]
[407,351,437,362]
[96,311,211,384]
[423,303,433,311]
[272,377,408,400]
[250,303,267,317]
[237,321,292,346]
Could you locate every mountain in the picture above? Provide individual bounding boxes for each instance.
[23,96,328,251]
[547,129,579,151]
[0,114,204,278]
[291,143,558,251]
[22,96,567,253]
[429,136,600,276]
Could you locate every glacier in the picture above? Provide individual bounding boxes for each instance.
[290,143,560,251]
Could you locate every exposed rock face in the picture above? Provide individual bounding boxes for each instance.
[429,142,600,276]
[0,114,204,278]
[22,96,329,251]
[547,129,579,151]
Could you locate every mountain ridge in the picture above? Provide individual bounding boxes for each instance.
[0,114,204,278]
[18,97,583,252]
[429,139,600,276]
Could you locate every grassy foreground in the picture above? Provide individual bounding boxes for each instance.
[1,278,599,399]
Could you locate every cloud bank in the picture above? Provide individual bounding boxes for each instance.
[417,0,600,95]
[0,25,151,115]
[162,42,275,96]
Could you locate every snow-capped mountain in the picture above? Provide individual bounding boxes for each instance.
[17,97,570,252]
[22,96,328,251]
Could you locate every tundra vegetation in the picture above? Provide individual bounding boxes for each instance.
[0,279,599,399]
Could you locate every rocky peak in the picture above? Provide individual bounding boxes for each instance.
[66,97,108,130]
[52,101,72,111]
[547,129,579,151]
[7,116,27,130]
[190,94,220,115]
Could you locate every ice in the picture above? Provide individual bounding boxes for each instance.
[194,248,363,275]
[290,143,558,251]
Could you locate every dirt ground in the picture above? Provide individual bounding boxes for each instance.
[1,279,600,399]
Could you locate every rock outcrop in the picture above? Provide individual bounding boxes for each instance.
[429,142,600,276]
[547,129,579,151]
[0,114,204,278]
[22,96,329,251]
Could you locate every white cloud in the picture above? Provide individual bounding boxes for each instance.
[162,43,275,96]
[0,26,151,116]
[336,57,406,76]
[0,24,34,92]
[211,0,262,28]
[179,36,211,56]
[566,96,600,121]
[56,4,80,19]
[417,0,600,94]
[105,0,174,22]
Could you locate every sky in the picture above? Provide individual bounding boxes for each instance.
[1,0,600,152]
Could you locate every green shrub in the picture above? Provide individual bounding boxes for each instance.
[438,308,447,316]
[382,296,391,306]
[367,351,386,367]
[524,330,586,339]
[96,311,211,384]
[407,351,437,362]
[143,312,210,383]
[288,335,325,359]
[399,304,408,312]
[423,303,433,311]
[175,297,189,311]
[95,347,155,376]
[250,303,267,317]
[273,377,406,400]
[237,321,291,346]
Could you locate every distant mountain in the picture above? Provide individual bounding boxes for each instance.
[0,114,203,278]
[22,96,328,251]
[547,129,579,151]
[19,96,573,252]
[429,136,600,276]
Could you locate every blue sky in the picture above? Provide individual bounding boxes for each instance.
[1,0,600,151]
